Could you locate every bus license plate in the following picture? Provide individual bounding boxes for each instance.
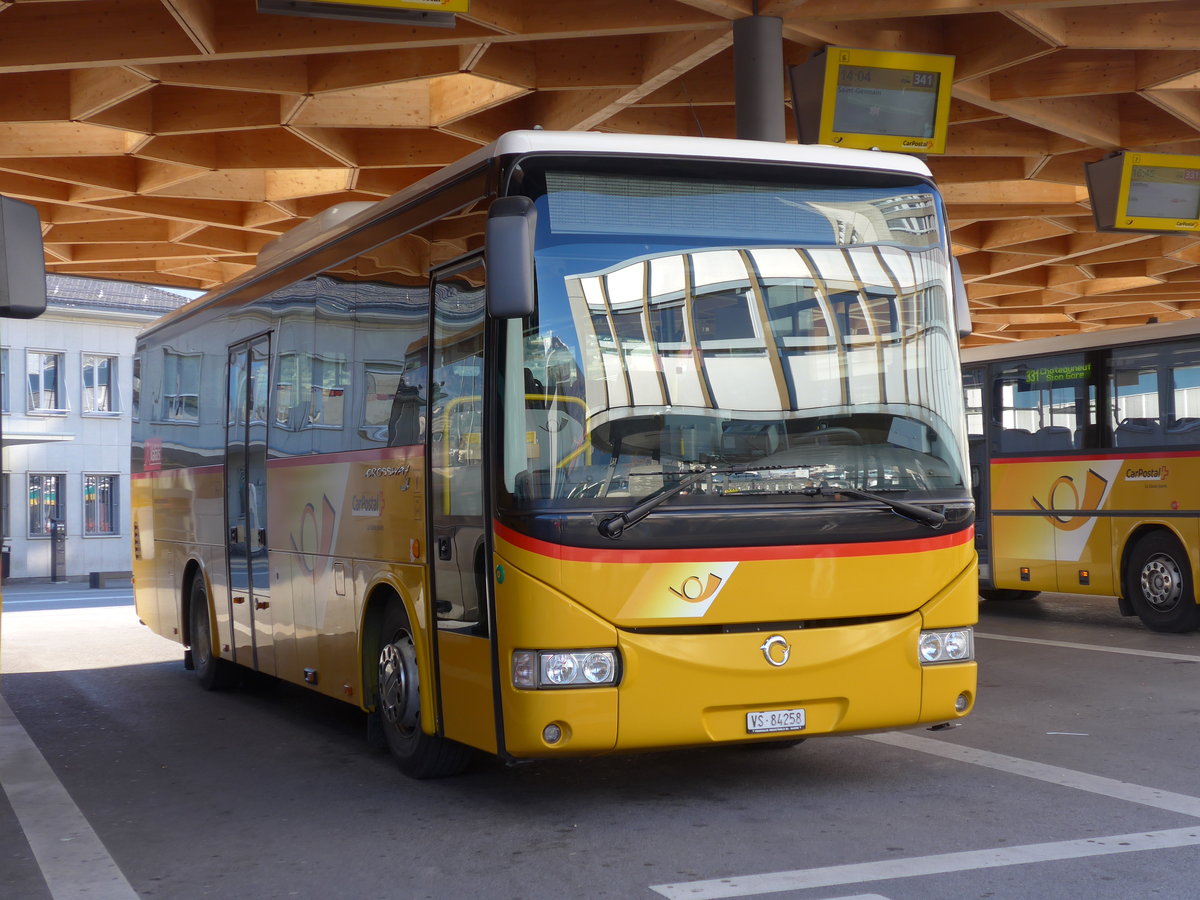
[746,708,806,734]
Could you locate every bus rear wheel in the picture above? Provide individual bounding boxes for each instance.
[1126,532,1200,633]
[189,576,239,690]
[375,602,472,779]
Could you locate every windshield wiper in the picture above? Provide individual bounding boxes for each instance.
[597,469,709,538]
[801,482,945,529]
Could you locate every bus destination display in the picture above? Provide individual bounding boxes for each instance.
[1126,164,1200,221]
[832,65,940,140]
[790,47,955,155]
[1086,150,1200,233]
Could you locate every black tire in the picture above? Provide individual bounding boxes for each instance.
[189,576,239,690]
[374,602,472,778]
[1125,531,1200,633]
[979,588,1041,602]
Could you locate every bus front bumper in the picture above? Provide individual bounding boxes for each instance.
[500,613,976,758]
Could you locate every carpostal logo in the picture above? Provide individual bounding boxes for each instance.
[351,491,384,517]
[1125,465,1169,482]
[902,139,933,148]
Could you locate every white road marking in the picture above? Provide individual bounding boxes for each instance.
[649,827,1200,899]
[976,631,1200,662]
[864,731,1200,818]
[0,692,138,900]
[652,730,1200,898]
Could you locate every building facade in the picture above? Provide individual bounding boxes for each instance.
[2,276,187,583]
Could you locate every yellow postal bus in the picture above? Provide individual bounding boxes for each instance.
[132,131,977,777]
[964,319,1200,632]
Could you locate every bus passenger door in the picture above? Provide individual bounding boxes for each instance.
[225,335,274,674]
[428,259,496,753]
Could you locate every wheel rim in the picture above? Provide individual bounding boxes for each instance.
[378,631,419,735]
[1141,553,1183,611]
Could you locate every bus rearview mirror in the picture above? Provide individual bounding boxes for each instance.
[952,256,971,338]
[0,196,47,320]
[486,196,537,319]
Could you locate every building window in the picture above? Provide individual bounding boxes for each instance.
[1,473,9,538]
[1,348,8,412]
[84,474,118,535]
[131,355,141,422]
[82,354,117,413]
[28,474,64,536]
[163,350,201,421]
[27,351,67,413]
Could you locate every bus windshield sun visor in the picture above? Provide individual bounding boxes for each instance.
[486,195,537,318]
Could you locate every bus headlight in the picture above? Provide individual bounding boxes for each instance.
[918,628,974,664]
[512,649,620,689]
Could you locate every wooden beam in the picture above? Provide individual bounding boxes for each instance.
[161,0,217,55]
[988,50,1136,100]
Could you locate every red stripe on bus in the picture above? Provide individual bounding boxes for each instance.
[131,464,222,480]
[493,521,973,564]
[267,445,426,469]
[992,450,1200,465]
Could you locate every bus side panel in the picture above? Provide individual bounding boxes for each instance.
[132,466,228,651]
[990,459,1067,592]
[267,448,428,704]
[436,630,498,753]
[131,472,169,639]
[1057,517,1114,596]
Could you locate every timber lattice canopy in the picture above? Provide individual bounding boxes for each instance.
[4,0,1200,346]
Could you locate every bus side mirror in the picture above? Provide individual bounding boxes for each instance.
[952,256,972,338]
[0,196,47,320]
[486,196,536,319]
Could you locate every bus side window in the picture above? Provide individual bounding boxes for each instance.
[1108,347,1162,447]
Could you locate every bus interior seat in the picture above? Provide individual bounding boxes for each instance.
[1034,425,1074,451]
[1000,428,1034,451]
[1114,417,1161,446]
[1168,416,1200,434]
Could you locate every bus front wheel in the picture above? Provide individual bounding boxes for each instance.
[375,602,472,778]
[189,576,239,690]
[1126,532,1200,633]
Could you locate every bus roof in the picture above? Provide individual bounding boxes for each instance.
[142,130,934,340]
[961,317,1200,365]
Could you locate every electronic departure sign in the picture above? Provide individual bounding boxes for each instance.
[1086,151,1200,234]
[790,47,955,155]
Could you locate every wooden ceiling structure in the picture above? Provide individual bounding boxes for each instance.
[4,1,1200,346]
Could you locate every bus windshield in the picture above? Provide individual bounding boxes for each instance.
[500,167,968,514]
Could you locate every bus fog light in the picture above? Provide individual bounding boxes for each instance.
[955,692,971,713]
[919,628,974,665]
[543,723,563,744]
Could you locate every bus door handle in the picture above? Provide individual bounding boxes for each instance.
[437,536,452,561]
